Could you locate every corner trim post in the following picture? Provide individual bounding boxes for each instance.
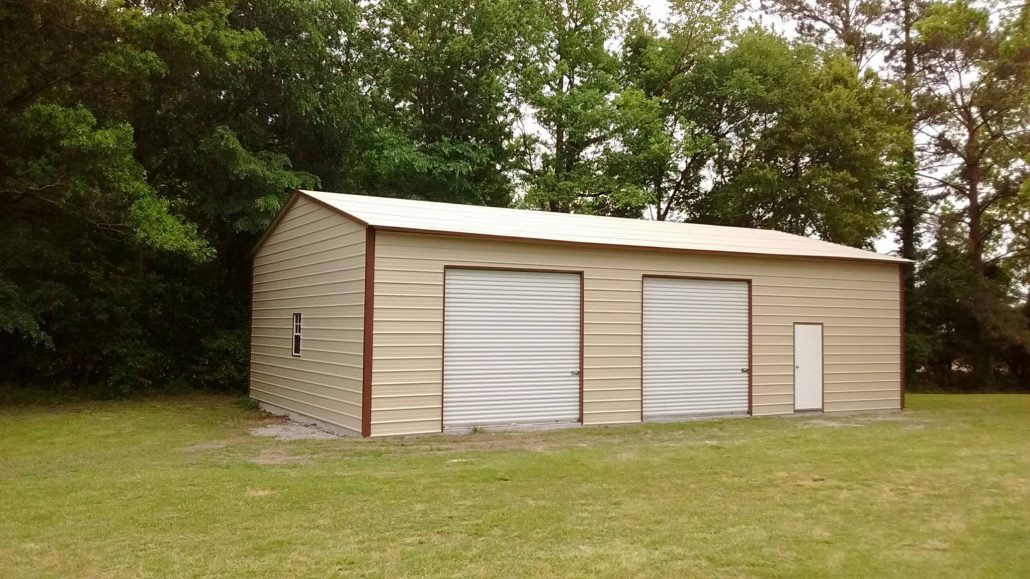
[361,227,376,437]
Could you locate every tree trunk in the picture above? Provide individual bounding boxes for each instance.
[965,145,991,386]
[899,0,919,279]
[899,0,920,389]
[898,0,922,391]
[966,159,984,273]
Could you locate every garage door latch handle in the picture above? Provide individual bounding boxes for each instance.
[570,370,580,376]
[740,368,750,373]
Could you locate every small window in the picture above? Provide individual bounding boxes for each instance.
[292,313,302,356]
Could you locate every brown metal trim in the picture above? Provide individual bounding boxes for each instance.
[440,268,446,433]
[640,274,754,421]
[791,322,825,413]
[361,227,376,438]
[442,264,585,275]
[899,264,906,410]
[376,226,910,266]
[641,273,754,284]
[290,312,302,357]
[579,271,585,424]
[440,265,586,428]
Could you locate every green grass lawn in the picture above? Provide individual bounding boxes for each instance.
[1,394,1028,577]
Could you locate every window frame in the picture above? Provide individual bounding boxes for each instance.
[292,313,302,357]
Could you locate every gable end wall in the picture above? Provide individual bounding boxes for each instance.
[249,195,366,434]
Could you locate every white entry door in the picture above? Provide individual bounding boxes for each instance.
[443,269,581,429]
[642,277,750,419]
[794,324,824,411]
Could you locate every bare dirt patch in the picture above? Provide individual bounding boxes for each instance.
[798,419,863,429]
[797,412,912,429]
[245,488,277,497]
[251,447,309,465]
[181,441,227,452]
[250,422,338,441]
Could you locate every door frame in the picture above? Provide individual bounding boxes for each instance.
[441,265,585,432]
[792,322,825,412]
[640,274,754,420]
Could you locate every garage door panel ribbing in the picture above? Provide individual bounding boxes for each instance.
[643,278,750,419]
[443,269,581,428]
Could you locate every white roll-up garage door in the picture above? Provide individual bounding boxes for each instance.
[443,269,581,429]
[642,277,749,419]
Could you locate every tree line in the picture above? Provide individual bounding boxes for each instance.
[1,0,1027,394]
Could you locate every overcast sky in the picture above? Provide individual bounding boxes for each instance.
[638,0,670,20]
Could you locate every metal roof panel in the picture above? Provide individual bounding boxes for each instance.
[298,190,909,264]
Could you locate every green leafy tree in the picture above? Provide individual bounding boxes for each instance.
[760,0,894,69]
[610,0,736,221]
[2,0,1026,395]
[906,1,1030,387]
[617,11,898,246]
[0,2,213,388]
[761,0,928,273]
[514,0,645,215]
[908,209,1030,390]
[914,1,1030,273]
[359,0,533,206]
[0,0,367,391]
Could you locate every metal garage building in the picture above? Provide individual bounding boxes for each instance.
[250,189,908,437]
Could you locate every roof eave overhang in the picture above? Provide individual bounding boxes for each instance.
[371,225,913,266]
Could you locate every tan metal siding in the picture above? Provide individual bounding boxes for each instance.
[371,232,900,436]
[250,196,365,434]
